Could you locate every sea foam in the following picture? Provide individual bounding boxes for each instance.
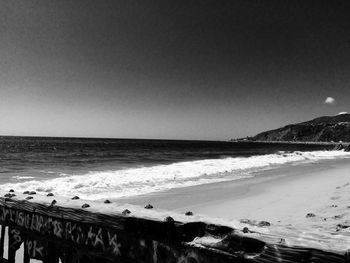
[4,150,350,200]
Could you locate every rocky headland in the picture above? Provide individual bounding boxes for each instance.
[252,113,350,143]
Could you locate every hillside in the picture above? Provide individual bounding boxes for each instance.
[253,113,350,142]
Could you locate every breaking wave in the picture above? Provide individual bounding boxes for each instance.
[4,150,350,200]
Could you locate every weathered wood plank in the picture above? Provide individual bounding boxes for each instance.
[0,197,347,263]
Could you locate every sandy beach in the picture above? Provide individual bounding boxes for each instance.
[118,158,350,250]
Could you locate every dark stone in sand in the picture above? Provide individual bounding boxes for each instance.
[164,216,175,223]
[104,200,111,204]
[49,200,57,207]
[122,209,131,215]
[185,211,193,216]
[9,189,14,192]
[23,191,30,194]
[258,221,271,227]
[47,193,54,197]
[29,191,36,195]
[72,196,80,200]
[4,193,15,198]
[26,196,33,200]
[336,224,350,231]
[239,219,252,224]
[337,224,350,228]
[334,215,343,219]
[279,238,286,245]
[331,204,338,207]
[306,213,315,218]
[242,227,250,233]
[144,204,153,209]
[81,203,90,208]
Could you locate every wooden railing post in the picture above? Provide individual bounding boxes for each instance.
[8,228,16,263]
[23,237,30,263]
[0,225,5,260]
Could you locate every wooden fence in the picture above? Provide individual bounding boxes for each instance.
[0,197,349,263]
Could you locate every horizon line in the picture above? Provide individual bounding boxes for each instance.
[0,134,227,142]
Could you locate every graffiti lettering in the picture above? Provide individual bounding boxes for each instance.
[66,222,76,242]
[17,212,25,226]
[9,209,16,223]
[30,214,37,231]
[26,240,45,259]
[52,220,63,238]
[24,213,31,229]
[0,206,124,258]
[94,228,104,248]
[9,228,22,250]
[86,226,95,246]
[108,232,122,256]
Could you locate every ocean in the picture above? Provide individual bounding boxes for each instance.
[1,136,349,200]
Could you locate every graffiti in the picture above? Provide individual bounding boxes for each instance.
[65,222,86,245]
[9,209,16,223]
[107,232,122,256]
[24,213,31,229]
[0,205,207,262]
[0,206,123,256]
[26,239,46,259]
[66,222,78,243]
[0,207,9,222]
[9,228,23,250]
[52,218,63,238]
[17,212,25,226]
[86,227,104,249]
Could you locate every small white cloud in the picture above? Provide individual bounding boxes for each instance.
[324,97,335,104]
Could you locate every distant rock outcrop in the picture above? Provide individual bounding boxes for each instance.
[253,114,350,142]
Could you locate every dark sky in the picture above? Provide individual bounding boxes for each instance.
[1,1,350,140]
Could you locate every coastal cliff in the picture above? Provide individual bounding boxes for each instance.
[253,113,350,142]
